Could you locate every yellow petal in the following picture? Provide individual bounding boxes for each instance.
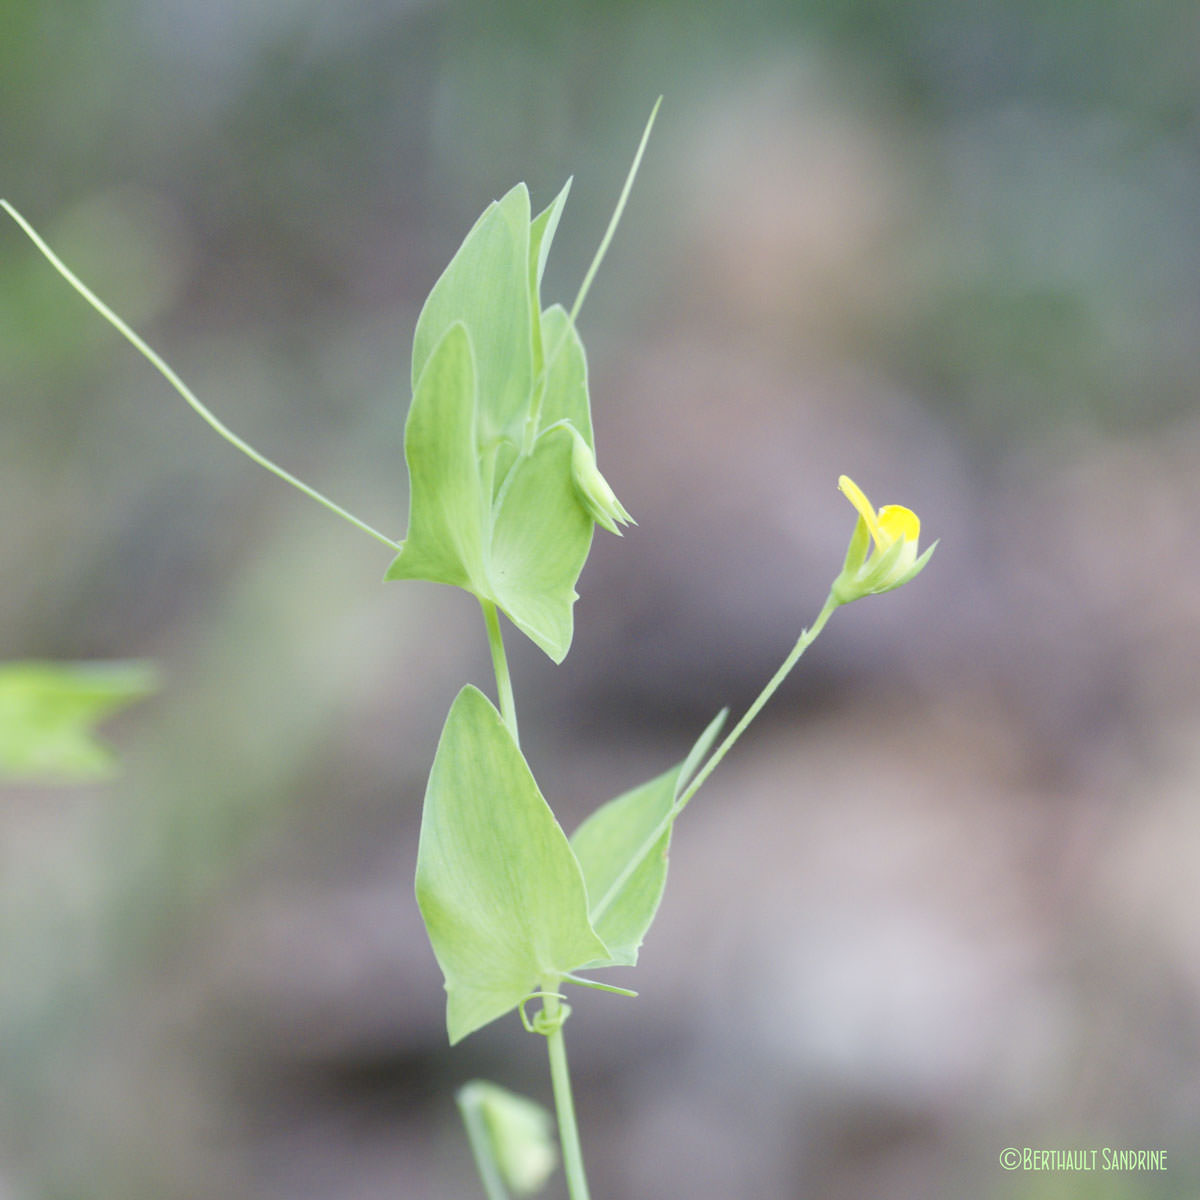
[837,475,886,546]
[878,504,919,544]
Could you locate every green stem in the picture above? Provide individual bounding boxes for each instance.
[525,98,661,456]
[566,96,661,331]
[590,592,840,926]
[674,592,839,812]
[530,97,663,437]
[540,988,591,1200]
[480,599,518,746]
[1,199,400,552]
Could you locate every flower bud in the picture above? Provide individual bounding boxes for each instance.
[458,1080,558,1196]
[569,428,634,535]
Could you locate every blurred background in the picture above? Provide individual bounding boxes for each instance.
[3,1,1200,1197]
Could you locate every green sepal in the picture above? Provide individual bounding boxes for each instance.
[839,514,870,579]
[831,532,937,605]
[894,539,938,590]
[0,660,157,781]
[570,709,727,965]
[416,686,610,1044]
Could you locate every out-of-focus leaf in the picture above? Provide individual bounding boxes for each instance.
[458,1080,558,1197]
[416,686,609,1044]
[571,710,727,965]
[0,660,157,782]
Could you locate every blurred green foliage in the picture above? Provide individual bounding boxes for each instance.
[0,659,156,781]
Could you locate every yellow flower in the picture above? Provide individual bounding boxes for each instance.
[831,474,934,604]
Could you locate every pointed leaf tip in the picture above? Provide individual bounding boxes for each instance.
[416,686,609,1042]
[570,711,728,966]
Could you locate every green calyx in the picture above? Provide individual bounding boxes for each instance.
[831,517,937,604]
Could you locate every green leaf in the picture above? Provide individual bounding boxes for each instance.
[387,324,596,662]
[570,709,727,965]
[416,686,609,1044]
[385,322,489,592]
[0,660,157,782]
[490,437,521,503]
[537,305,593,448]
[412,183,534,449]
[391,182,617,662]
[529,180,572,383]
[530,181,571,296]
[489,425,594,664]
[675,707,729,800]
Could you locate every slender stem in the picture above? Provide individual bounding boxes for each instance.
[532,96,663,428]
[590,593,841,926]
[523,98,662,459]
[674,592,839,813]
[566,96,661,330]
[540,989,591,1200]
[457,1086,512,1200]
[480,599,518,746]
[1,199,400,552]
